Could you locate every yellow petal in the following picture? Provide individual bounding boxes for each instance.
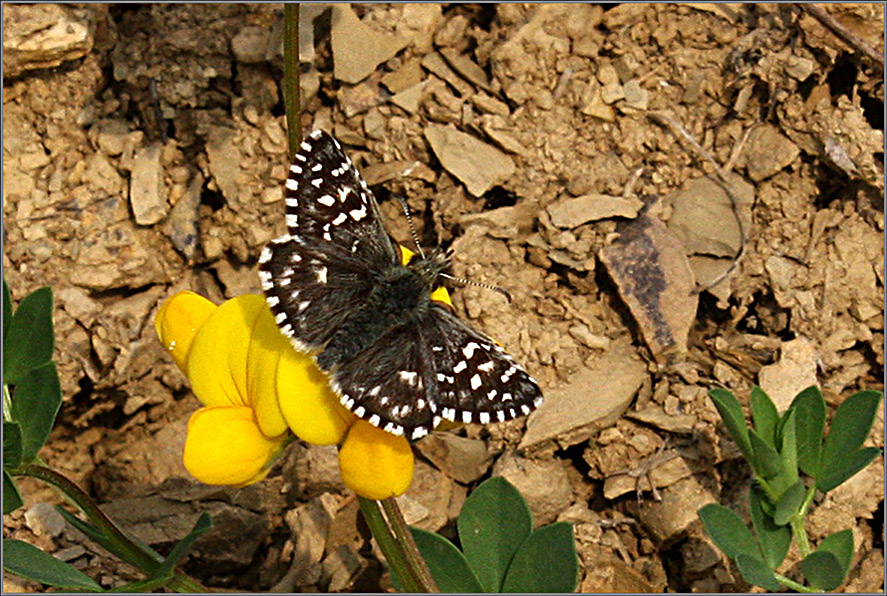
[338,420,414,499]
[247,304,292,438]
[183,406,287,487]
[187,295,266,408]
[155,291,218,373]
[277,348,355,445]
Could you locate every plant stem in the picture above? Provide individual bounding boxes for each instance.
[15,463,207,593]
[381,497,439,592]
[774,572,819,593]
[358,497,425,592]
[283,3,302,157]
[790,485,817,559]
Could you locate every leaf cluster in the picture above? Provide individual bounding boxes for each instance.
[3,279,211,592]
[392,476,579,593]
[700,385,882,591]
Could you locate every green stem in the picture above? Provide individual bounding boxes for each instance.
[774,572,818,593]
[358,497,435,592]
[381,497,439,592]
[15,463,207,593]
[791,485,817,559]
[283,3,302,157]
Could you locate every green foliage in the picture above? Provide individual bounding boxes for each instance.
[3,538,102,591]
[2,278,210,592]
[392,476,579,593]
[457,476,532,591]
[391,528,484,593]
[3,282,62,477]
[4,285,54,385]
[700,385,883,592]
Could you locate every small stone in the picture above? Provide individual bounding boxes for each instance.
[493,453,572,526]
[24,502,66,537]
[415,434,492,483]
[600,82,625,104]
[580,84,614,121]
[3,4,94,78]
[786,55,815,81]
[744,124,800,181]
[547,194,643,228]
[597,63,620,86]
[470,92,510,116]
[623,79,648,109]
[568,324,610,350]
[381,58,424,94]
[390,80,427,114]
[231,25,269,64]
[331,4,409,84]
[130,144,167,225]
[424,123,515,197]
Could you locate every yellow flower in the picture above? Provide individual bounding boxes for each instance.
[154,246,452,497]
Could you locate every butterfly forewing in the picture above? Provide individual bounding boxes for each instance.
[282,130,398,267]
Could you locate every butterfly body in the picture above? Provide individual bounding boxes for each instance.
[259,130,542,439]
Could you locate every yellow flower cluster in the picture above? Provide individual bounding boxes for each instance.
[154,248,450,499]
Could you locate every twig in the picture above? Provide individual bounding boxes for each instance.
[800,4,884,69]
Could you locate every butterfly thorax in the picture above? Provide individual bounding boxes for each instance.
[316,251,448,370]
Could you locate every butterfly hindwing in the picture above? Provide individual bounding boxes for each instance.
[330,304,543,439]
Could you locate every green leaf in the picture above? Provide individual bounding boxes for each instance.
[10,363,62,461]
[3,286,54,386]
[698,504,759,560]
[501,522,579,593]
[817,447,881,493]
[750,386,778,448]
[393,528,483,593]
[815,529,854,582]
[773,480,806,526]
[818,391,882,490]
[457,476,533,592]
[3,278,12,341]
[778,409,799,487]
[4,421,23,469]
[735,553,781,591]
[105,574,174,593]
[789,386,826,476]
[3,538,101,591]
[749,429,784,479]
[708,388,753,462]
[150,513,212,579]
[801,550,845,591]
[54,506,164,570]
[4,470,23,514]
[749,487,790,568]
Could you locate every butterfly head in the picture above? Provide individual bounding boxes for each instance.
[406,246,452,294]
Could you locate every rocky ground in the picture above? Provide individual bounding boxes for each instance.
[3,4,883,593]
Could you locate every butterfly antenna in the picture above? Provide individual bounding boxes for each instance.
[396,196,426,259]
[440,273,513,303]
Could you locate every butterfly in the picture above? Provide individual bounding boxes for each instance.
[258,129,543,440]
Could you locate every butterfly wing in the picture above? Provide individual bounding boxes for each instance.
[279,129,399,267]
[259,129,400,351]
[330,304,544,439]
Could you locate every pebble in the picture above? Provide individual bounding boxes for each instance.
[424,123,515,197]
[130,144,167,225]
[24,502,66,537]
